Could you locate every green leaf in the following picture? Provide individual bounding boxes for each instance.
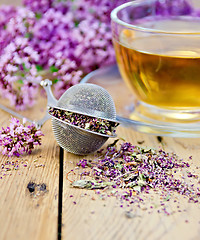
[50,65,59,73]
[52,78,59,84]
[74,20,79,27]
[71,180,112,190]
[24,22,30,28]
[22,63,29,72]
[35,12,42,19]
[25,32,33,39]
[137,179,147,187]
[114,163,123,170]
[164,194,170,201]
[64,112,73,116]
[36,65,43,72]
[132,185,141,192]
[17,79,24,84]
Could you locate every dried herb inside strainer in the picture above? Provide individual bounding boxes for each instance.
[48,106,119,136]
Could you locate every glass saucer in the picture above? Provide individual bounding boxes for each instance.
[82,65,200,138]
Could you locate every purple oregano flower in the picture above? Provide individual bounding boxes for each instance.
[0,0,196,110]
[0,117,44,157]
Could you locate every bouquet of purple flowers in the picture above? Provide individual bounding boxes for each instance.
[0,0,128,110]
[0,0,194,110]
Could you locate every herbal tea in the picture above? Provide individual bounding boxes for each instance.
[113,18,200,109]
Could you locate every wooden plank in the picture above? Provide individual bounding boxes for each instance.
[0,1,60,236]
[1,0,21,6]
[62,126,200,240]
[0,2,60,238]
[0,106,60,240]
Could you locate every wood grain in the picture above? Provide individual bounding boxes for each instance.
[0,1,61,239]
[0,108,60,240]
[62,126,200,240]
[1,1,200,239]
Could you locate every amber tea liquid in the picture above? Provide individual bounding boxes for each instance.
[114,18,200,109]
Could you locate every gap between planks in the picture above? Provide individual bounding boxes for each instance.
[58,147,64,240]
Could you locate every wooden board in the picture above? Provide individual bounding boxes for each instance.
[62,126,200,240]
[0,1,61,238]
[1,0,21,6]
[0,108,60,240]
[1,1,200,239]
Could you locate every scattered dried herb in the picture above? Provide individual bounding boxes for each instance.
[137,140,145,145]
[27,181,47,195]
[0,156,45,179]
[39,183,47,191]
[71,140,200,214]
[27,182,36,193]
[125,211,141,219]
[157,136,163,143]
[72,179,113,190]
[48,106,119,136]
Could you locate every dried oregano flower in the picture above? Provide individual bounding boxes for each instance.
[72,140,200,204]
[48,106,119,136]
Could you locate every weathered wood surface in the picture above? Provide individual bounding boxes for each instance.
[1,1,200,240]
[0,0,61,238]
[62,127,200,240]
[1,0,21,6]
[1,106,200,240]
[0,100,60,240]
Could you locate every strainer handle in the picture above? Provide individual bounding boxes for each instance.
[40,79,57,106]
[117,115,146,127]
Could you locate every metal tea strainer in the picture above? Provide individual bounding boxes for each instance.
[0,66,150,155]
[41,79,118,155]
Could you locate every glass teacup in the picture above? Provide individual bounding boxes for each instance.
[111,0,200,136]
